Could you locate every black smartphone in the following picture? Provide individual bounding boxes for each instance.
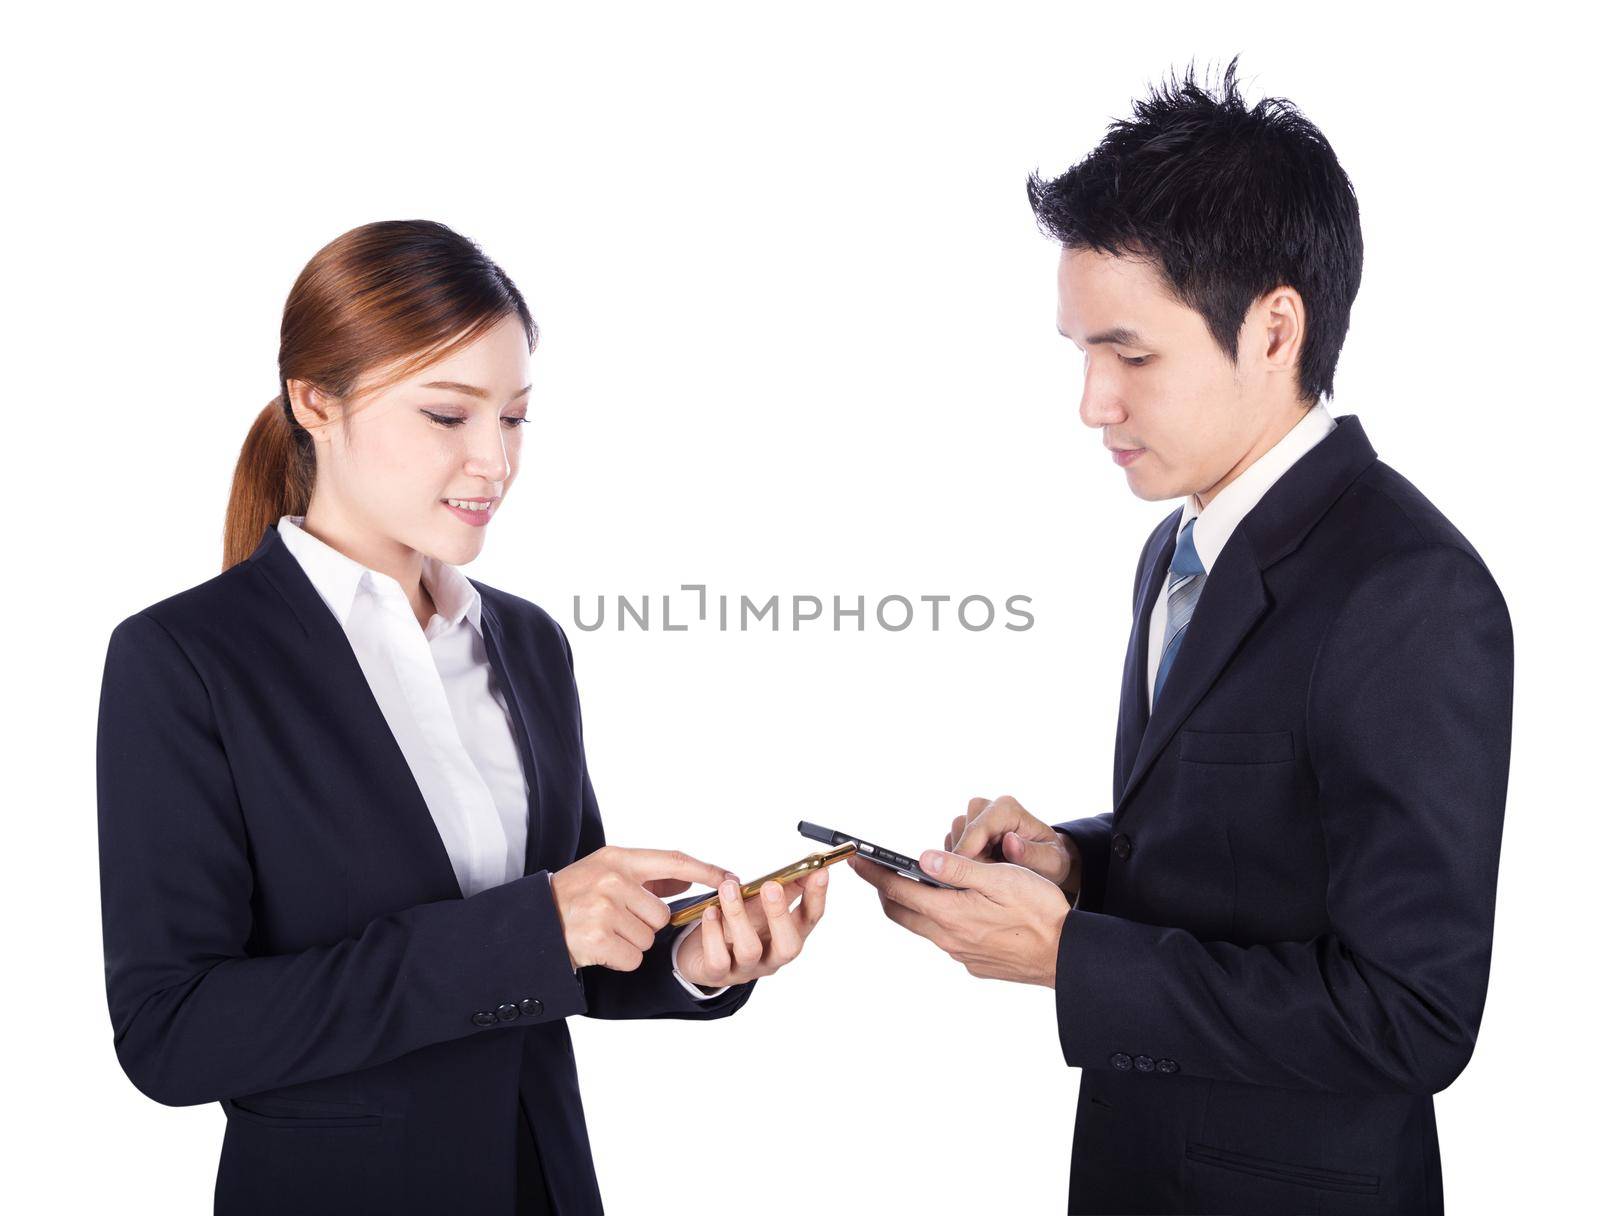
[797,821,961,890]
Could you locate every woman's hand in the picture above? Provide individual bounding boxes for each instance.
[550,846,731,971]
[673,868,830,989]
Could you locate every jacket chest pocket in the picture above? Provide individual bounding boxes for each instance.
[1176,729,1298,844]
[1175,729,1315,938]
[1178,729,1294,765]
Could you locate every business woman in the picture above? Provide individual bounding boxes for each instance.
[96,219,830,1215]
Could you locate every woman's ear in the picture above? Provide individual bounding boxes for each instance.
[285,378,339,435]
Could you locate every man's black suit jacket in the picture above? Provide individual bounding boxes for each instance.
[96,522,753,1215]
[1053,414,1513,1215]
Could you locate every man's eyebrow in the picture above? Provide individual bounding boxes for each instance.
[419,380,532,401]
[1056,325,1146,347]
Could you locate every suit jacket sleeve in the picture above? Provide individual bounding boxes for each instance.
[96,612,589,1108]
[1054,544,1513,1094]
[551,624,756,1022]
[1053,813,1114,913]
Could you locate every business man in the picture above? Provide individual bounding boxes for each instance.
[851,58,1513,1215]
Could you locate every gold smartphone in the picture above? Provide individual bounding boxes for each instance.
[667,842,858,928]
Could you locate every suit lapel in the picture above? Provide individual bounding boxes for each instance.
[1114,512,1177,801]
[476,598,545,876]
[248,523,465,901]
[1115,540,1270,814]
[1111,413,1380,818]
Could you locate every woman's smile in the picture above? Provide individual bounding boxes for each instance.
[441,496,498,526]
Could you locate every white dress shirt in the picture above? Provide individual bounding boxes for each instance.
[275,516,719,998]
[1146,404,1338,707]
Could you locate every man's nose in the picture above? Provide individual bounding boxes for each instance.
[1078,371,1126,429]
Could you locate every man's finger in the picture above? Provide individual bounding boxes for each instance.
[1001,830,1070,885]
[953,801,1038,860]
[946,814,967,854]
[615,848,729,890]
[848,855,947,917]
[952,809,1013,858]
[919,848,1006,896]
[880,892,946,948]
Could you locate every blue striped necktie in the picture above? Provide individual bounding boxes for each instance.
[1152,518,1206,710]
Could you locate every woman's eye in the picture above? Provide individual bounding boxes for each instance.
[422,410,530,429]
[1117,354,1150,367]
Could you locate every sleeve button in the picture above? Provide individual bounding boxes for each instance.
[1110,1052,1133,1071]
[518,998,544,1017]
[495,1003,520,1022]
[471,1010,497,1027]
[1157,1058,1179,1074]
[1133,1055,1154,1073]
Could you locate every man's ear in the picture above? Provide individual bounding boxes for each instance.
[1259,284,1306,372]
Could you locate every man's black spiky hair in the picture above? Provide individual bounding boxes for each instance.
[1028,55,1363,403]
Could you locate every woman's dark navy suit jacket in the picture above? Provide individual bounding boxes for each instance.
[96,521,753,1214]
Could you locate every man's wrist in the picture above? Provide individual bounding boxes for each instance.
[1056,828,1084,901]
[1038,898,1070,988]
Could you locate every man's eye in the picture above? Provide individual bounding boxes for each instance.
[1117,354,1150,367]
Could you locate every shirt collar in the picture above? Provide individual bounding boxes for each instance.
[276,515,482,635]
[1178,402,1338,574]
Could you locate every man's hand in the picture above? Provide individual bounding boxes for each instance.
[674,869,830,988]
[848,849,1068,987]
[948,795,1082,902]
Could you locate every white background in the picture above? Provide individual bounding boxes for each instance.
[6,3,1593,1212]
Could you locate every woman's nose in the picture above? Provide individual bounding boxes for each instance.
[463,421,511,482]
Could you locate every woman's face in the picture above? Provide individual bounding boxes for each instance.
[293,314,532,570]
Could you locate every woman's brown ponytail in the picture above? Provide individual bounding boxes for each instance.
[219,219,538,572]
[222,394,315,570]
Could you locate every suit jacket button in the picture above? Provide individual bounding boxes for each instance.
[1110,1052,1133,1071]
[471,1011,496,1027]
[1111,833,1132,861]
[496,1003,520,1022]
[1134,1055,1154,1073]
[518,998,544,1017]
[1157,1058,1179,1074]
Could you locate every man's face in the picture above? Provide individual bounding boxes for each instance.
[1056,245,1283,506]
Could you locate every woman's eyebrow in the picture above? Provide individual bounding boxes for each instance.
[419,380,532,400]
